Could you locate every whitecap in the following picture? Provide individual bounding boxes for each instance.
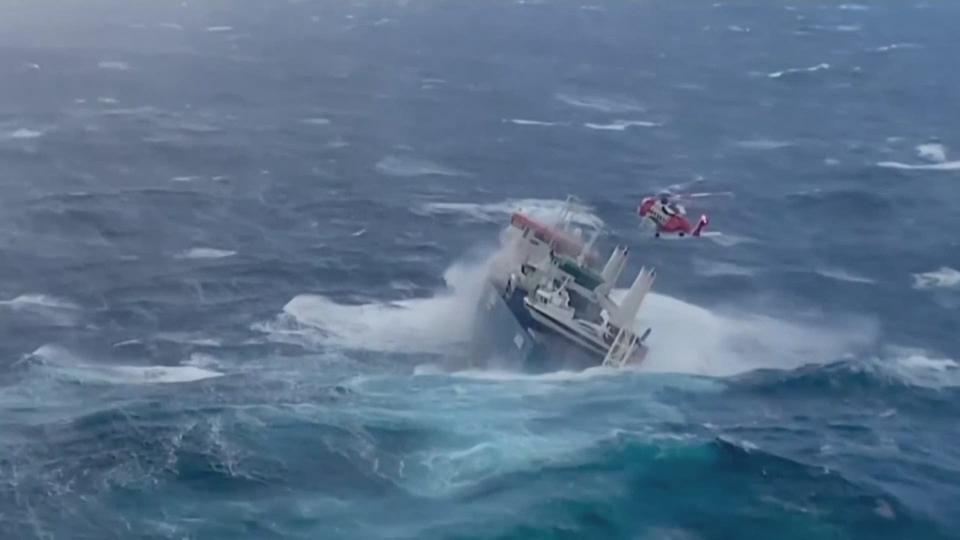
[825,24,861,32]
[6,128,44,139]
[27,344,224,384]
[98,105,161,118]
[554,92,645,113]
[447,365,619,382]
[912,267,960,290]
[0,294,81,326]
[375,155,467,178]
[736,139,792,150]
[879,347,960,388]
[176,122,221,134]
[155,332,223,347]
[0,294,79,310]
[875,500,897,521]
[171,175,203,182]
[693,260,757,278]
[97,60,130,71]
[816,268,876,284]
[838,3,869,10]
[898,354,958,371]
[916,143,947,163]
[767,63,830,79]
[870,43,920,53]
[419,198,604,229]
[175,247,237,260]
[300,117,331,125]
[686,191,734,198]
[703,232,757,247]
[94,365,224,384]
[206,26,234,32]
[505,118,559,127]
[583,120,660,131]
[877,161,960,171]
[186,353,224,369]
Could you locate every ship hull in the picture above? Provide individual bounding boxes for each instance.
[468,282,609,373]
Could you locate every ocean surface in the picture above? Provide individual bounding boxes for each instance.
[1,0,958,538]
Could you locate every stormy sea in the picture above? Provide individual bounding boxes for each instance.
[1,0,958,538]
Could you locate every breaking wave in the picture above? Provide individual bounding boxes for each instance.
[879,143,959,171]
[24,345,224,384]
[618,292,876,377]
[264,256,493,355]
[889,350,960,388]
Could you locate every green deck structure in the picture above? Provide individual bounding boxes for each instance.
[556,257,604,291]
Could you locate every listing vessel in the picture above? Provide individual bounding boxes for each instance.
[470,197,655,372]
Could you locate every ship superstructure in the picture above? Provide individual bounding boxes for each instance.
[471,197,655,371]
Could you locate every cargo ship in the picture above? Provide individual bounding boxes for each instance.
[469,197,655,372]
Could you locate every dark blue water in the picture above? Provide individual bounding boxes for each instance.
[1,1,958,538]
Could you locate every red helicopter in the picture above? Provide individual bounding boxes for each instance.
[637,194,709,238]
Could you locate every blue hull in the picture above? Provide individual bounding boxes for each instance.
[468,283,604,373]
